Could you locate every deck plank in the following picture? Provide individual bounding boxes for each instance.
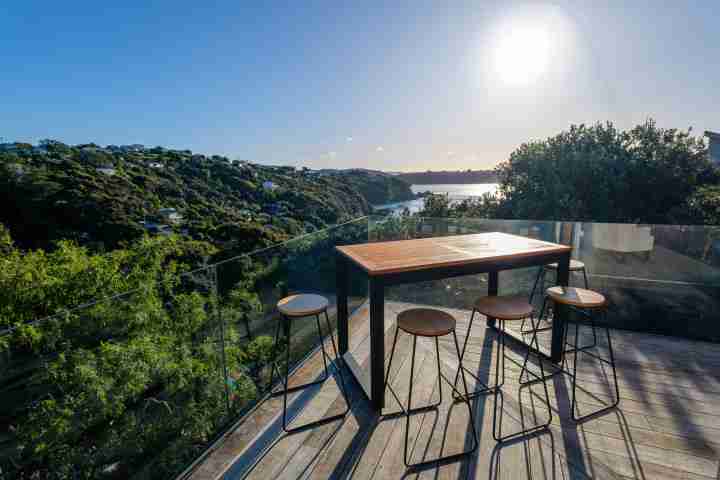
[190,301,720,480]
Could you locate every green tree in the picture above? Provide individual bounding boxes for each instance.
[420,193,451,217]
[493,120,716,223]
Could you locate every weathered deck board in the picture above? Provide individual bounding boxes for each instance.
[190,301,720,480]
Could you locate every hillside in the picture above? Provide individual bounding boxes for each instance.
[329,168,416,204]
[0,141,410,252]
[395,169,498,185]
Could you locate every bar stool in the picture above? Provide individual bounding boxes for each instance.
[525,259,589,336]
[540,286,620,422]
[270,294,349,433]
[529,259,589,306]
[384,308,478,468]
[453,296,553,442]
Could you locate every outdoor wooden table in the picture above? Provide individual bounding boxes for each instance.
[335,232,572,411]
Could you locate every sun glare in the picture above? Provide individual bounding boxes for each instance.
[482,7,573,89]
[493,23,552,86]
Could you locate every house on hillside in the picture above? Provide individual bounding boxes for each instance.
[120,144,145,153]
[706,131,720,165]
[7,163,24,177]
[96,167,117,176]
[0,143,20,152]
[158,207,183,224]
[140,221,173,236]
[262,180,277,190]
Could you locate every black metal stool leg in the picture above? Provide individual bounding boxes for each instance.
[529,267,545,306]
[435,337,444,404]
[273,311,349,433]
[451,329,479,452]
[268,314,283,390]
[272,317,330,399]
[493,318,553,443]
[452,308,476,393]
[403,331,479,468]
[323,310,350,405]
[403,335,418,467]
[604,311,621,409]
[569,308,620,422]
[524,269,550,334]
[518,298,559,385]
[315,314,331,379]
[385,329,441,416]
[452,309,502,401]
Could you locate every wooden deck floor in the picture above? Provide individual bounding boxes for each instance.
[189,302,720,480]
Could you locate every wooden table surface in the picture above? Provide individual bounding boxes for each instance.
[337,232,571,275]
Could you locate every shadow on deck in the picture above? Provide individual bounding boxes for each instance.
[189,302,720,480]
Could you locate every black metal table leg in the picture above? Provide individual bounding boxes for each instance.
[486,270,499,328]
[369,277,385,411]
[336,252,349,355]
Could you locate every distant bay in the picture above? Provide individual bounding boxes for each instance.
[372,183,499,214]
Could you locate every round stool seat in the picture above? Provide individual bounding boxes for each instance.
[277,294,329,317]
[546,286,605,308]
[474,295,533,320]
[545,259,586,271]
[397,308,456,337]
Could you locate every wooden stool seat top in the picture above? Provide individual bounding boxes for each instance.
[474,295,533,320]
[277,294,329,317]
[545,259,586,271]
[546,286,606,308]
[397,308,456,337]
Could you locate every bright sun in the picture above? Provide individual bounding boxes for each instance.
[491,21,553,87]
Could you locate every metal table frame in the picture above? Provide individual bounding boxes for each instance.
[336,246,571,411]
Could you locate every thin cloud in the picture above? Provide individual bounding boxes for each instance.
[376,146,384,152]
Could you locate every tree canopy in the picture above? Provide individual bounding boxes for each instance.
[420,120,719,224]
[495,120,717,223]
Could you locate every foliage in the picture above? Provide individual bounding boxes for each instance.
[417,120,719,224]
[0,231,255,479]
[0,142,405,253]
[685,185,720,225]
[0,214,371,478]
[492,120,717,223]
[332,170,415,205]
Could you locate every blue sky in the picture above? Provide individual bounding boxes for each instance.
[1,1,718,170]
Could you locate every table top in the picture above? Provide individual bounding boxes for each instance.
[336,232,571,276]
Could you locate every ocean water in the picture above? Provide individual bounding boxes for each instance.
[373,183,499,214]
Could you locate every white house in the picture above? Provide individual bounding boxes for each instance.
[96,167,117,176]
[706,131,720,165]
[158,207,183,224]
[120,144,144,152]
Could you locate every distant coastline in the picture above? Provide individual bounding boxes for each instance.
[393,170,498,185]
[373,183,500,215]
